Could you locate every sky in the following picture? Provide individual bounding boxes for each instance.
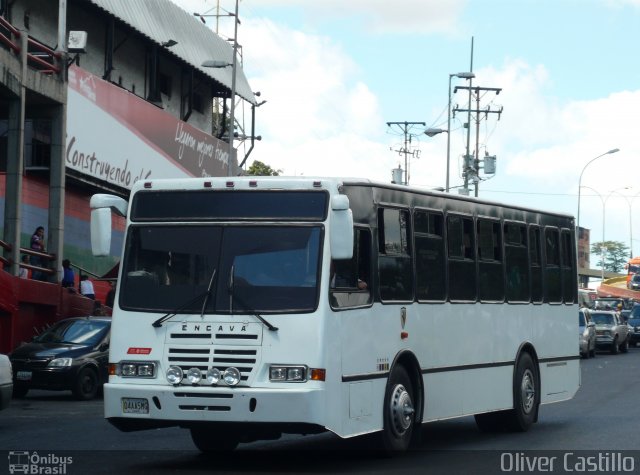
[171,0,640,262]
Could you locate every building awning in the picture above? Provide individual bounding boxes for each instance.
[86,0,256,104]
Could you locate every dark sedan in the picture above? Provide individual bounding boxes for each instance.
[10,316,110,400]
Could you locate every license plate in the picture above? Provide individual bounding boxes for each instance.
[122,398,149,414]
[16,371,32,381]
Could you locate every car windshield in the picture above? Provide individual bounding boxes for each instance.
[34,319,110,345]
[121,225,322,314]
[633,275,640,282]
[630,306,640,320]
[591,313,615,325]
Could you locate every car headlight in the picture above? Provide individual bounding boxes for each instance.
[48,358,73,367]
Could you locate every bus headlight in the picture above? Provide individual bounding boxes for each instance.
[223,367,241,386]
[186,367,202,385]
[118,361,157,378]
[166,365,183,385]
[269,365,307,382]
[206,368,221,385]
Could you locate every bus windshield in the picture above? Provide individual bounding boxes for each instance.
[120,225,322,314]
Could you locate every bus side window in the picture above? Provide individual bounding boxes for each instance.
[529,226,543,303]
[447,215,476,301]
[330,228,372,308]
[415,210,445,301]
[378,208,412,301]
[544,227,562,303]
[505,222,530,303]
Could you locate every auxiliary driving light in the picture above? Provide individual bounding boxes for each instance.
[166,365,183,385]
[223,367,241,386]
[186,367,202,385]
[206,368,221,385]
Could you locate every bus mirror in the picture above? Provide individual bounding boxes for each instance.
[331,195,350,211]
[90,193,128,217]
[91,208,112,256]
[330,196,354,259]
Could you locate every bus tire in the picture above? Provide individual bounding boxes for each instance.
[380,365,415,452]
[190,427,239,452]
[504,352,538,432]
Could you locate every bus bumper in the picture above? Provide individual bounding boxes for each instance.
[104,382,326,430]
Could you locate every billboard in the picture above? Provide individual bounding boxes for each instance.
[66,65,233,189]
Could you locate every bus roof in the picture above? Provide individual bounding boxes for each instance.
[130,176,575,221]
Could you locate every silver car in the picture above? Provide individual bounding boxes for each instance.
[591,310,630,354]
[579,309,596,358]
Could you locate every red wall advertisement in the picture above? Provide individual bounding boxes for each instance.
[66,65,234,189]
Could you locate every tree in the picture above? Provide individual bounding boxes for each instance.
[246,160,281,176]
[591,240,629,273]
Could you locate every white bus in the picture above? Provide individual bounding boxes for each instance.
[90,177,580,452]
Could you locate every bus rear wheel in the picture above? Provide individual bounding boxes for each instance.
[190,427,239,453]
[380,365,415,452]
[504,352,539,432]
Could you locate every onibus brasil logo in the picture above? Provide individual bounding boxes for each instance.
[8,451,73,474]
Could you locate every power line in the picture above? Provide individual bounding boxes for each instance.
[386,121,426,185]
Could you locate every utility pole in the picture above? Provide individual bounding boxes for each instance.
[387,121,425,185]
[453,86,502,197]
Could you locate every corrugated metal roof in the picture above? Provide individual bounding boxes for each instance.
[87,0,255,104]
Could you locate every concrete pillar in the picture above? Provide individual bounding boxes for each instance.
[48,104,67,283]
[2,35,27,276]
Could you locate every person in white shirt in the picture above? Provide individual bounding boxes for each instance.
[19,255,30,279]
[80,275,96,300]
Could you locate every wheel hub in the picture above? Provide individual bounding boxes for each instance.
[520,368,535,414]
[389,383,414,436]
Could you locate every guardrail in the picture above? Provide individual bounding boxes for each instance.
[0,238,56,276]
[0,15,62,75]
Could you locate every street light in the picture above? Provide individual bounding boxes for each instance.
[446,72,474,192]
[425,127,447,138]
[576,148,619,234]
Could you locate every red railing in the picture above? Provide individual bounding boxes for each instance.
[0,238,56,276]
[0,15,20,54]
[0,15,62,74]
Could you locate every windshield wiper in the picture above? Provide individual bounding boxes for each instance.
[237,294,279,332]
[227,265,278,332]
[199,269,218,319]
[152,268,217,328]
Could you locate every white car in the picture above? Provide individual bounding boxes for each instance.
[0,354,12,411]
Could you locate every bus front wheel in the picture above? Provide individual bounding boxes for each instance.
[380,365,415,452]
